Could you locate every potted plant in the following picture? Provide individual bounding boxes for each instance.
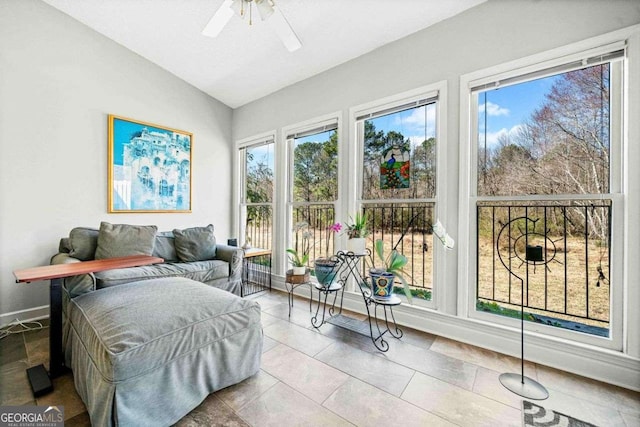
[287,221,311,275]
[344,211,369,255]
[370,239,412,303]
[314,222,342,286]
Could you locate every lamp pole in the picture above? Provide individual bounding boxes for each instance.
[496,217,549,400]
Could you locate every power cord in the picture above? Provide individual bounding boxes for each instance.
[0,318,48,340]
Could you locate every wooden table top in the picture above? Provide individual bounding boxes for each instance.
[14,255,164,283]
[243,248,272,258]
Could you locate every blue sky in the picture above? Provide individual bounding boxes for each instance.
[369,104,436,147]
[246,74,561,172]
[478,75,559,148]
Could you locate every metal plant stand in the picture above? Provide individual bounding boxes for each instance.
[497,217,551,400]
[316,250,403,352]
[285,269,313,317]
[310,258,344,328]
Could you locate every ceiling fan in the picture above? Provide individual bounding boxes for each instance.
[202,0,302,52]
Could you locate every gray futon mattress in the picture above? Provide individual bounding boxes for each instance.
[67,277,262,426]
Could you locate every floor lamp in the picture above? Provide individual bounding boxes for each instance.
[496,217,549,400]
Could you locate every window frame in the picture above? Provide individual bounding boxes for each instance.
[350,81,448,310]
[237,132,276,253]
[283,113,342,270]
[459,42,626,350]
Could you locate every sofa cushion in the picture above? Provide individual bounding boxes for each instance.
[94,222,157,260]
[68,227,99,261]
[173,224,216,262]
[153,232,179,262]
[94,260,229,288]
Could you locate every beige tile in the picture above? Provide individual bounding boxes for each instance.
[176,394,249,427]
[378,340,479,391]
[36,372,86,420]
[430,336,537,376]
[472,367,523,409]
[0,333,27,365]
[214,370,279,412]
[261,336,279,353]
[263,317,334,357]
[402,371,522,427]
[237,381,352,426]
[397,325,438,350]
[536,364,640,417]
[263,299,313,329]
[315,341,414,397]
[324,377,455,427]
[542,386,628,427]
[0,360,34,406]
[621,411,640,427]
[25,334,49,369]
[255,298,283,312]
[260,312,281,328]
[309,322,374,353]
[65,411,91,427]
[262,344,349,403]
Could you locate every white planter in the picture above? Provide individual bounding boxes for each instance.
[292,266,306,275]
[347,237,366,255]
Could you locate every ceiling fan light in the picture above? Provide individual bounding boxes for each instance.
[255,0,274,21]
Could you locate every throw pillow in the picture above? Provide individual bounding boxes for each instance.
[173,224,216,262]
[94,222,158,259]
[152,232,179,262]
[68,227,99,261]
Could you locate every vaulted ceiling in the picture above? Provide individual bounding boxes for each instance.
[42,0,486,108]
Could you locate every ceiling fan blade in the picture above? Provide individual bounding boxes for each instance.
[202,0,235,38]
[267,8,302,52]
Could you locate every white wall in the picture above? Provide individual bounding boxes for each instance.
[0,0,233,320]
[232,0,640,389]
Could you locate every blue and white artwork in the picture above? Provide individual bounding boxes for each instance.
[109,115,192,212]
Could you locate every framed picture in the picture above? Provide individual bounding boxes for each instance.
[108,115,192,213]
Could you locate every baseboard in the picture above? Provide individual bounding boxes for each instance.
[0,305,49,329]
[273,276,640,392]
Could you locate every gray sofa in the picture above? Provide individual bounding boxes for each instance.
[50,223,262,426]
[51,223,244,298]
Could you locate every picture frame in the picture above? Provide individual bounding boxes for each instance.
[108,115,192,213]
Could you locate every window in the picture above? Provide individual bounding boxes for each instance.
[355,86,444,305]
[287,120,339,265]
[466,45,625,346]
[240,137,275,251]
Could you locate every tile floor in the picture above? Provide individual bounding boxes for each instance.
[1,289,638,426]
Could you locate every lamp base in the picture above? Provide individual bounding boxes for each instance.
[499,372,549,400]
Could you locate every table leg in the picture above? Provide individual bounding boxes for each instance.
[49,278,64,378]
[26,278,64,396]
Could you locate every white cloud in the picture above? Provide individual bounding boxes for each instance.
[479,101,510,117]
[392,105,436,137]
[478,124,523,147]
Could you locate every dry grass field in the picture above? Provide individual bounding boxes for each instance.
[246,223,610,331]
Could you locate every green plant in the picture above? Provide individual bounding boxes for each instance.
[373,239,412,303]
[287,222,311,267]
[344,212,370,239]
[392,286,432,301]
